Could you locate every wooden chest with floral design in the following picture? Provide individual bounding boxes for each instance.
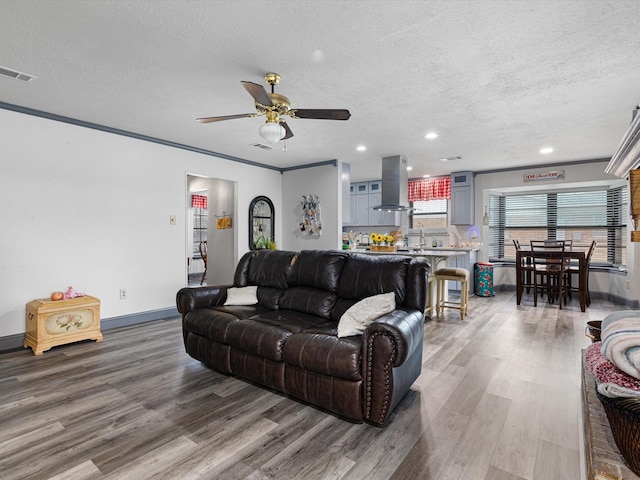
[24,295,102,355]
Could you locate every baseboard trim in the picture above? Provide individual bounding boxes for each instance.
[0,307,179,353]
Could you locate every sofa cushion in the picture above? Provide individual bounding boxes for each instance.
[279,286,338,319]
[225,310,326,362]
[210,304,272,320]
[337,253,409,303]
[283,333,362,381]
[287,250,348,292]
[226,320,292,362]
[257,286,285,310]
[224,286,258,305]
[337,292,396,338]
[233,251,255,286]
[251,309,329,329]
[248,250,296,289]
[183,309,240,343]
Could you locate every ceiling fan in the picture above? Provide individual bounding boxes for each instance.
[197,73,351,145]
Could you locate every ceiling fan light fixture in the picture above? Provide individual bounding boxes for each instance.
[258,121,285,145]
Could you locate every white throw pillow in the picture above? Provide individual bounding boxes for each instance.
[224,286,258,306]
[337,292,396,338]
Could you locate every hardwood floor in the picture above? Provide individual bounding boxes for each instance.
[0,291,630,479]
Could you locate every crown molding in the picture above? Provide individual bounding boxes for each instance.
[605,106,640,178]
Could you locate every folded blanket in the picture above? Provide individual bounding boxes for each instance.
[585,342,640,398]
[600,312,640,380]
[601,310,640,330]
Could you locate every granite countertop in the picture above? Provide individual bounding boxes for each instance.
[352,248,477,256]
[353,246,478,253]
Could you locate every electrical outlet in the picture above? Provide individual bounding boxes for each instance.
[119,289,127,300]
[169,215,176,225]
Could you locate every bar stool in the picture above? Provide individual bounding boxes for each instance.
[435,267,469,320]
[425,273,435,318]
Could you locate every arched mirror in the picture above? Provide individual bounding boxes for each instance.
[249,196,275,250]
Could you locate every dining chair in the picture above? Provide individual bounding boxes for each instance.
[514,239,534,296]
[568,240,596,306]
[530,240,570,308]
[199,241,208,285]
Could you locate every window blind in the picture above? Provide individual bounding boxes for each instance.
[411,199,448,229]
[488,186,627,266]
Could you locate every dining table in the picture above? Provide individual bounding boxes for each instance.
[515,245,589,312]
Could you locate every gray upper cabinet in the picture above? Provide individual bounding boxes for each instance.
[450,171,474,225]
[351,182,369,195]
[345,181,400,227]
[349,193,370,226]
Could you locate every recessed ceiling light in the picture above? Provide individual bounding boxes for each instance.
[425,132,438,140]
[356,145,366,152]
[422,174,431,178]
[406,166,413,171]
[540,147,554,154]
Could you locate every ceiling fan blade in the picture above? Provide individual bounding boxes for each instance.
[196,113,255,123]
[281,121,294,140]
[241,81,273,106]
[290,109,351,120]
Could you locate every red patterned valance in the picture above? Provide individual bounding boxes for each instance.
[191,194,208,209]
[408,176,451,202]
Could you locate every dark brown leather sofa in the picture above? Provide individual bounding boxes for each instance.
[176,249,429,426]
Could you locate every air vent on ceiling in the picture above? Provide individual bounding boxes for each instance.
[0,66,37,82]
[251,143,274,150]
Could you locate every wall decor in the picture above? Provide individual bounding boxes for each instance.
[249,196,274,249]
[216,212,233,229]
[299,194,321,236]
[523,170,565,182]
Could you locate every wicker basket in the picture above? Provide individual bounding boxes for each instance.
[596,389,640,476]
[585,320,602,343]
[370,245,396,252]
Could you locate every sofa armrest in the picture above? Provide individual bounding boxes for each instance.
[365,308,423,367]
[362,308,424,426]
[176,285,229,315]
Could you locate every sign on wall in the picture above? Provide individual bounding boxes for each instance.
[523,170,565,182]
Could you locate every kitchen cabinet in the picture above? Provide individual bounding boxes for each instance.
[450,171,474,225]
[368,193,399,226]
[349,193,370,226]
[351,182,369,195]
[345,181,400,227]
[368,180,382,195]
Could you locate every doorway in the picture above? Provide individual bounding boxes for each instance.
[186,174,237,286]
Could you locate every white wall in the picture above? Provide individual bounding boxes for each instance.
[281,163,342,251]
[0,108,283,338]
[473,161,638,303]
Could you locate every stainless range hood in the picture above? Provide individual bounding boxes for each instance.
[372,155,411,211]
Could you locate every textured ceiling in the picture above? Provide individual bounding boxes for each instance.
[1,0,640,181]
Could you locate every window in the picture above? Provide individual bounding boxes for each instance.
[411,199,448,230]
[488,186,627,266]
[191,194,208,256]
[192,207,207,256]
